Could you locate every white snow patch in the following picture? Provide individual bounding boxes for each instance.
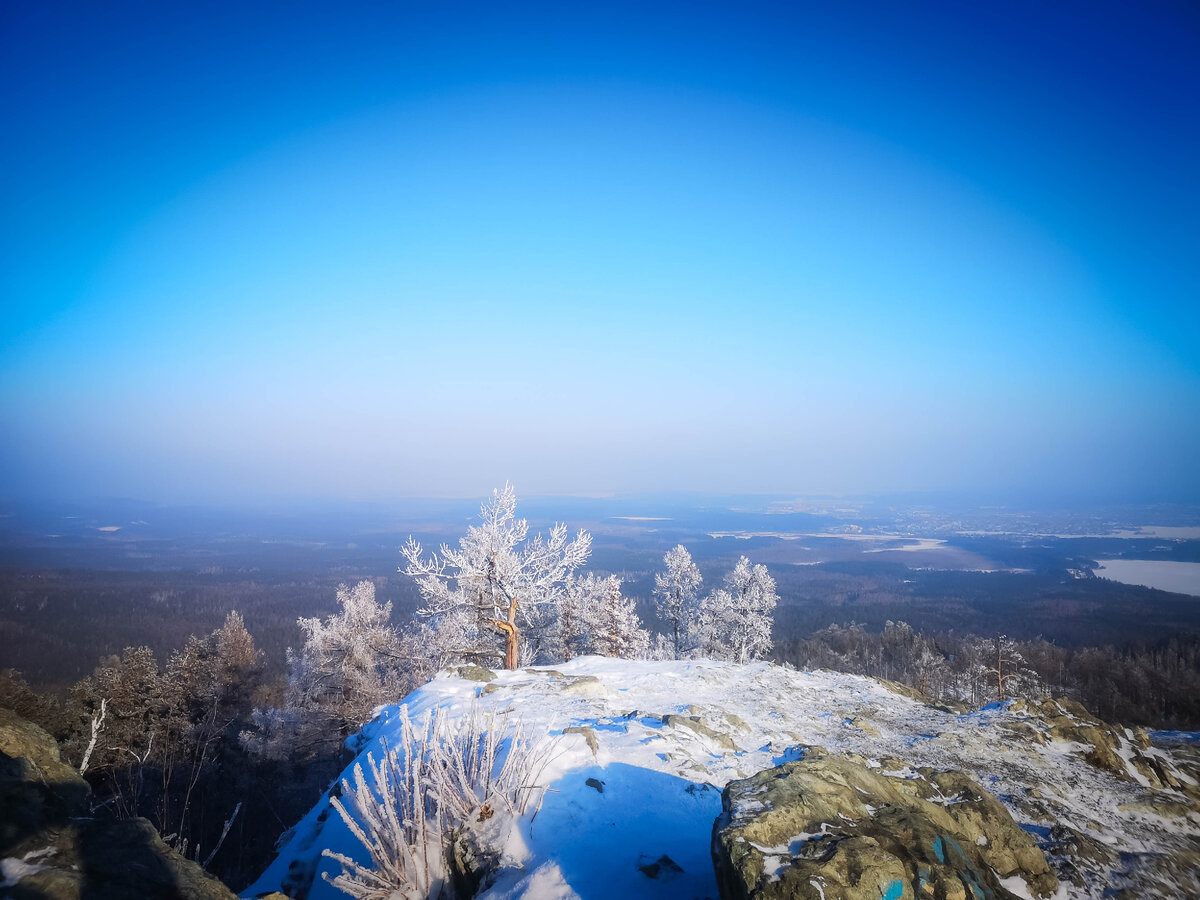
[999,873,1037,899]
[480,860,581,900]
[1,847,56,888]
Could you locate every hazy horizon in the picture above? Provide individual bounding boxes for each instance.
[3,2,1197,506]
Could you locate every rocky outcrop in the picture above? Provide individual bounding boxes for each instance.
[0,709,92,855]
[1007,698,1191,792]
[449,665,497,683]
[874,678,966,714]
[0,708,238,900]
[664,714,740,752]
[711,747,1057,900]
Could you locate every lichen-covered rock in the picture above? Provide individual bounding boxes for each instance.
[910,770,1058,896]
[563,725,600,755]
[875,677,967,714]
[711,748,1057,900]
[1040,823,1118,888]
[844,716,880,737]
[3,817,241,900]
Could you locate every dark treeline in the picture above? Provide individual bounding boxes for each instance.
[0,567,424,693]
[775,621,1200,729]
[6,558,1200,696]
[769,562,1200,647]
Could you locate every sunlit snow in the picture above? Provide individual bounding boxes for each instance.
[245,657,1200,900]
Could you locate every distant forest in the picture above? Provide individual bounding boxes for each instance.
[3,557,1198,695]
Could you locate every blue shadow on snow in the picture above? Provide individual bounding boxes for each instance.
[530,763,722,900]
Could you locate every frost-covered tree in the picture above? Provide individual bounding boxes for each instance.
[401,485,591,669]
[653,545,702,659]
[912,643,949,698]
[698,556,777,664]
[546,573,650,662]
[247,581,418,758]
[580,574,650,660]
[553,574,595,662]
[70,615,266,850]
[977,633,1031,702]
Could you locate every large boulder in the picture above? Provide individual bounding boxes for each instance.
[711,747,1057,900]
[0,707,239,900]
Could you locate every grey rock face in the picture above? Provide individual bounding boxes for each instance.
[563,725,600,755]
[711,747,1057,900]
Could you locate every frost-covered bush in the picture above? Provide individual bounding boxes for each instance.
[323,704,552,900]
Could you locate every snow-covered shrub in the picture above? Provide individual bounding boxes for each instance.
[292,581,415,734]
[323,704,552,900]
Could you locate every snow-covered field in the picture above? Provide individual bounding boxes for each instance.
[245,658,1200,900]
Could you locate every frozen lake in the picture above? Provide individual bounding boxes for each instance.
[1095,560,1200,597]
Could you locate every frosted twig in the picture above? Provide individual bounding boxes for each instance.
[323,702,555,900]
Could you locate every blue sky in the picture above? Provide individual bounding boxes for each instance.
[2,1,1197,503]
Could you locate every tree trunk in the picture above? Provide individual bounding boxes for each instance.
[491,596,520,670]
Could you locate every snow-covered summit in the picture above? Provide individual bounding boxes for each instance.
[245,658,1200,900]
